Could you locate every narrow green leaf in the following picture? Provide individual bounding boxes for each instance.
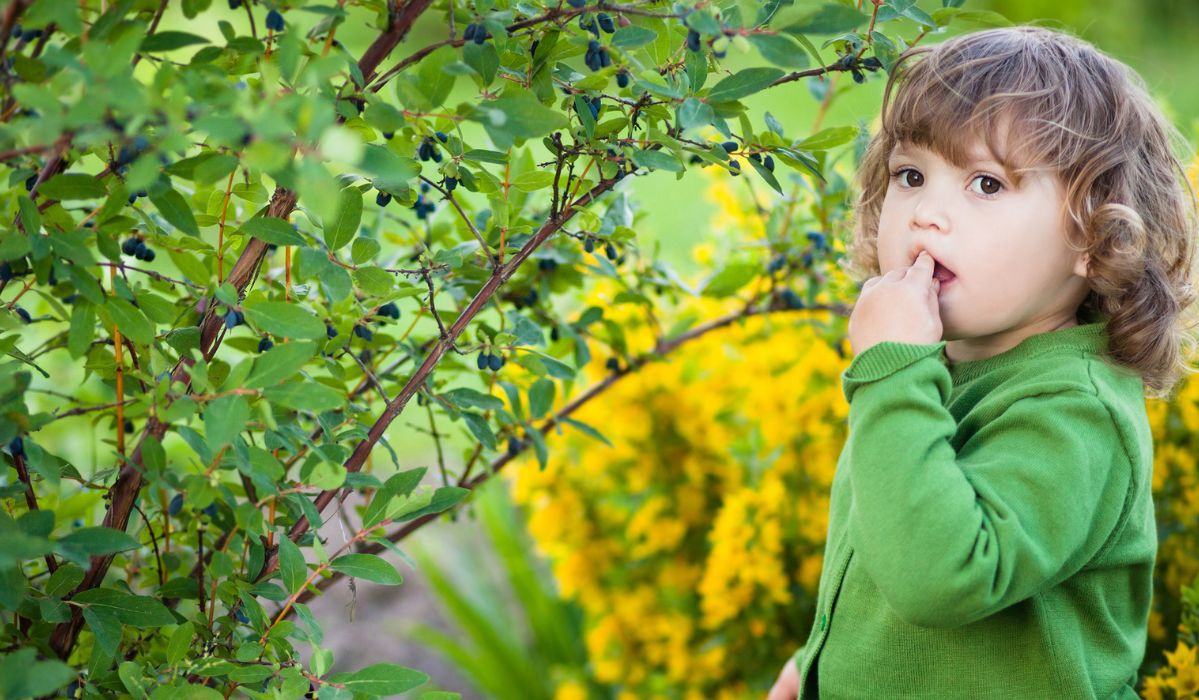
[38,173,107,200]
[149,187,200,236]
[796,126,859,150]
[55,527,140,563]
[242,300,326,339]
[326,663,429,696]
[705,67,785,103]
[140,31,210,52]
[323,187,363,251]
[528,378,555,420]
[74,588,175,627]
[329,554,404,585]
[245,341,317,388]
[277,537,306,594]
[100,297,156,346]
[239,218,305,246]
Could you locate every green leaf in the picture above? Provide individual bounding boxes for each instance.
[398,486,470,522]
[16,193,41,235]
[362,467,427,528]
[68,301,96,359]
[511,171,556,192]
[140,30,210,52]
[326,663,429,696]
[238,218,305,246]
[750,34,810,68]
[705,67,785,103]
[0,648,77,699]
[784,4,869,34]
[471,92,568,150]
[100,297,156,346]
[354,266,394,296]
[323,186,363,251]
[796,126,859,150]
[611,26,658,48]
[329,554,404,585]
[74,588,175,627]
[167,622,195,666]
[245,341,317,388]
[561,416,613,447]
[263,380,344,413]
[460,411,496,450]
[702,261,759,298]
[442,387,505,411]
[242,300,326,339]
[277,537,306,594]
[677,98,714,131]
[149,187,200,236]
[360,145,420,192]
[528,378,555,420]
[204,395,249,449]
[38,173,107,200]
[82,607,122,656]
[630,149,683,173]
[55,527,140,564]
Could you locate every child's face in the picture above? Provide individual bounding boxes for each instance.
[874,134,1092,359]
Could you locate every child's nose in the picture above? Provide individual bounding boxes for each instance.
[910,190,951,233]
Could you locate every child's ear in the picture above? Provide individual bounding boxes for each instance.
[1072,253,1090,279]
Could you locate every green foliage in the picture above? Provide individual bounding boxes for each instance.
[0,0,988,697]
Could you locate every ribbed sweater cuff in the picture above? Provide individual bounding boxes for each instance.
[841,340,947,400]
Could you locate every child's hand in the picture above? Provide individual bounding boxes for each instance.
[766,657,800,700]
[848,250,943,356]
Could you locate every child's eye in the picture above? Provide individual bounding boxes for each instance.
[970,174,1004,197]
[890,167,922,188]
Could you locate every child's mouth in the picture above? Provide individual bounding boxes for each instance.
[933,261,956,288]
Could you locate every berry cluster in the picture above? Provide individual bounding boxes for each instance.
[121,237,156,261]
[417,132,448,162]
[584,39,610,71]
[374,302,401,320]
[127,189,148,205]
[476,350,505,372]
[463,23,491,44]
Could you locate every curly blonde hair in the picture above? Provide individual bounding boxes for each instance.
[847,25,1199,400]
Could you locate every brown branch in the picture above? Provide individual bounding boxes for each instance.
[252,170,627,584]
[47,0,442,661]
[290,299,851,607]
[12,450,58,574]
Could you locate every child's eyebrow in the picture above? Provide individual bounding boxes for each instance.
[889,144,1010,174]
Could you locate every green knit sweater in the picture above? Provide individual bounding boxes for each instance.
[789,321,1155,699]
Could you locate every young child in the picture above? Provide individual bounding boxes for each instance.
[767,25,1198,699]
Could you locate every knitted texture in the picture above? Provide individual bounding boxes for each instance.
[790,321,1154,699]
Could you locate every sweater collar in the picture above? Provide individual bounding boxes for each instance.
[945,320,1109,384]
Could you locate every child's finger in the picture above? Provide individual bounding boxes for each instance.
[905,250,935,280]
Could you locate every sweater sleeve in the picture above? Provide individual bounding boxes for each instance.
[840,341,1131,630]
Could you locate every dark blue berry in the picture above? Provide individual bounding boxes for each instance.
[584,238,595,253]
[567,0,585,6]
[376,302,399,320]
[235,608,249,624]
[382,131,394,140]
[435,131,448,142]
[767,256,786,274]
[265,10,284,31]
[326,324,339,338]
[228,0,243,9]
[463,23,477,42]
[124,419,134,432]
[168,493,183,515]
[477,351,489,370]
[487,353,503,371]
[550,326,560,342]
[257,337,273,352]
[764,155,775,172]
[507,437,521,457]
[376,191,391,207]
[728,160,741,176]
[597,13,615,33]
[780,288,804,310]
[24,174,36,191]
[225,309,241,329]
[605,357,621,372]
[15,306,31,323]
[616,71,630,88]
[0,262,12,281]
[686,29,701,52]
[605,242,617,260]
[444,177,457,192]
[122,238,139,256]
[353,324,373,341]
[203,503,217,518]
[721,141,737,153]
[8,436,24,458]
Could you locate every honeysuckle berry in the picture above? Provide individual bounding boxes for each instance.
[473,24,489,44]
[258,336,273,352]
[780,288,804,309]
[764,154,775,171]
[123,419,134,432]
[169,493,183,515]
[728,160,741,176]
[605,357,621,372]
[686,29,701,52]
[122,238,139,256]
[376,302,400,319]
[477,351,489,370]
[550,326,560,342]
[567,0,585,7]
[605,242,617,260]
[507,437,521,457]
[0,262,12,281]
[852,69,865,84]
[376,191,392,207]
[203,503,217,518]
[721,141,737,152]
[24,174,36,191]
[326,324,339,338]
[353,324,373,341]
[15,306,31,323]
[444,176,457,192]
[584,238,595,253]
[464,23,477,41]
[265,9,284,31]
[597,12,615,32]
[749,152,762,163]
[224,309,242,328]
[235,608,250,624]
[8,436,23,457]
[767,255,787,274]
[435,131,448,142]
[229,0,242,8]
[487,353,503,371]
[382,131,394,140]
[616,70,630,88]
